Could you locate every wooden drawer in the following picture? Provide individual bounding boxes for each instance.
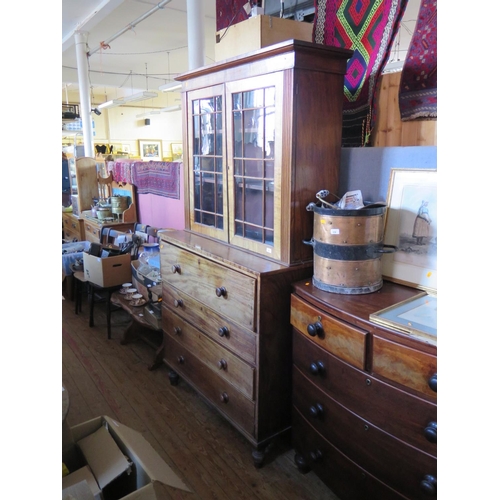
[292,409,406,500]
[290,294,367,369]
[293,330,437,455]
[162,308,255,400]
[162,334,255,437]
[63,214,83,242]
[372,335,437,399]
[293,367,436,499]
[161,244,256,330]
[162,286,256,364]
[84,221,101,243]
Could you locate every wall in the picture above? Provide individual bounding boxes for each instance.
[371,72,437,147]
[135,163,185,230]
[339,146,437,202]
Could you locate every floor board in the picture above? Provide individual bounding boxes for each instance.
[61,285,339,499]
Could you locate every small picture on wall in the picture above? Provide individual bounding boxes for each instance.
[171,143,183,161]
[382,169,437,293]
[139,140,162,161]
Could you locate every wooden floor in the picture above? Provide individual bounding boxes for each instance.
[62,283,340,500]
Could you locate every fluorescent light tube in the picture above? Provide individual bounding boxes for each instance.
[98,99,125,109]
[159,82,182,92]
[136,110,161,118]
[160,105,181,113]
[122,91,158,103]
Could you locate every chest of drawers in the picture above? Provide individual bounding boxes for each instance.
[290,279,437,499]
[160,229,312,466]
[62,213,84,242]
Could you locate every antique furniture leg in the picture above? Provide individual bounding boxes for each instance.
[148,342,164,371]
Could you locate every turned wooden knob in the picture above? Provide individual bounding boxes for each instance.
[220,392,229,403]
[309,450,323,463]
[177,355,184,364]
[174,299,183,308]
[428,373,437,392]
[419,474,437,495]
[309,403,324,418]
[171,264,181,274]
[307,321,323,337]
[309,361,325,375]
[218,326,229,337]
[218,359,228,370]
[215,286,227,297]
[424,421,437,443]
[173,326,182,335]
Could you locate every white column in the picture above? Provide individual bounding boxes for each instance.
[186,0,205,70]
[74,31,94,157]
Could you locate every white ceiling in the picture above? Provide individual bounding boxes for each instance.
[62,0,217,100]
[61,0,420,103]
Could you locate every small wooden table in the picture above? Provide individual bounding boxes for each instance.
[111,291,163,370]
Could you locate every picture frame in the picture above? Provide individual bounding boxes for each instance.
[171,143,183,161]
[382,169,437,293]
[369,293,437,346]
[138,140,162,161]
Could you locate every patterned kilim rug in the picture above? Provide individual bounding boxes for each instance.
[132,161,181,199]
[314,0,408,146]
[216,0,249,32]
[399,0,437,121]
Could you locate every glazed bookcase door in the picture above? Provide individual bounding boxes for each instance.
[186,84,227,241]
[226,73,284,262]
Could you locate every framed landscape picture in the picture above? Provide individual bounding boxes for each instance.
[382,169,437,293]
[139,140,162,161]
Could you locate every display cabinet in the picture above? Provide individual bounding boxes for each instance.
[290,279,437,499]
[178,39,352,266]
[158,40,352,466]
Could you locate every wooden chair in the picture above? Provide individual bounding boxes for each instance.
[146,226,160,243]
[100,227,126,246]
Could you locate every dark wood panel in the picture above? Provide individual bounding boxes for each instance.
[293,330,437,455]
[293,368,436,500]
[292,409,405,500]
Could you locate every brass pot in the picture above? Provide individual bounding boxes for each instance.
[97,207,112,220]
[110,196,128,214]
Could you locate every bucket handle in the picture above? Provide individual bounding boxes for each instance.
[376,244,398,254]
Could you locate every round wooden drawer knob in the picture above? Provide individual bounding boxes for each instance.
[220,392,229,403]
[309,403,324,418]
[174,299,183,308]
[218,359,228,370]
[171,264,181,274]
[218,326,229,337]
[307,321,323,337]
[424,421,437,443]
[309,361,325,375]
[420,474,437,495]
[173,326,182,335]
[428,373,437,392]
[215,286,227,297]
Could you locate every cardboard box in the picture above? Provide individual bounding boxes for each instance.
[62,465,102,500]
[63,415,191,500]
[83,253,132,288]
[214,15,313,61]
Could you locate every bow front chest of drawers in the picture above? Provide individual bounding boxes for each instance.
[160,229,312,466]
[290,279,437,499]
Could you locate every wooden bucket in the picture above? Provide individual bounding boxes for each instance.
[304,205,396,294]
